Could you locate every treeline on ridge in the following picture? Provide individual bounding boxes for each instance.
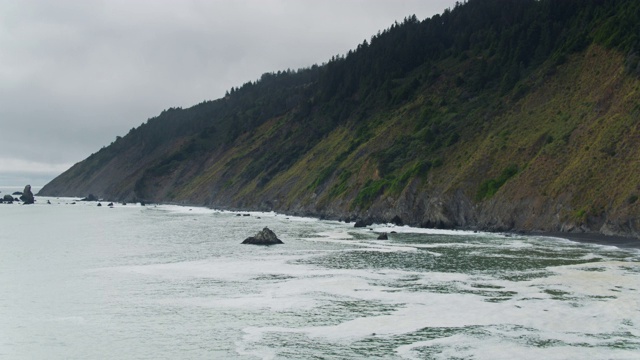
[43,0,640,235]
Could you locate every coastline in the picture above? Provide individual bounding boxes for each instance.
[23,192,640,250]
[203,205,640,250]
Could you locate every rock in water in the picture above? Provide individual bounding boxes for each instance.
[81,194,98,201]
[242,227,283,245]
[354,218,373,228]
[20,185,34,205]
[377,233,389,240]
[3,194,13,202]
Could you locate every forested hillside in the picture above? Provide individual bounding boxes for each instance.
[40,0,640,238]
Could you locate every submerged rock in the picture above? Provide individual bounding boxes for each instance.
[20,185,34,205]
[242,227,283,245]
[377,233,389,240]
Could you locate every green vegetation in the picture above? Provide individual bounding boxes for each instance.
[476,165,519,201]
[352,179,390,210]
[328,170,353,197]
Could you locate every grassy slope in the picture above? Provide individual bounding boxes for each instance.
[438,44,639,234]
[141,44,638,236]
[39,43,640,237]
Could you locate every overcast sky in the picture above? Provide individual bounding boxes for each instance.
[0,0,458,186]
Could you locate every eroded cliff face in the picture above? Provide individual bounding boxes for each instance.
[39,43,640,239]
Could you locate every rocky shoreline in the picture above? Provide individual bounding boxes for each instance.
[156,200,640,249]
[30,190,640,249]
[207,202,640,249]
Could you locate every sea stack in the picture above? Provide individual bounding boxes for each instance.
[242,227,283,245]
[20,185,34,205]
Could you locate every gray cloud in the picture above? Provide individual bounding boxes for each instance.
[0,0,457,185]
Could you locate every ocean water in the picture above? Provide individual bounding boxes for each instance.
[1,194,639,359]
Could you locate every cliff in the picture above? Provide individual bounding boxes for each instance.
[40,0,640,239]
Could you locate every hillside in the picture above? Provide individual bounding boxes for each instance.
[40,0,640,239]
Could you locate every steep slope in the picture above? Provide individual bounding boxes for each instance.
[40,0,640,238]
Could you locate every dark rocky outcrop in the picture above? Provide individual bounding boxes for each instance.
[354,218,374,228]
[20,185,34,205]
[81,194,98,201]
[377,233,389,240]
[391,216,404,226]
[242,227,283,245]
[3,194,13,202]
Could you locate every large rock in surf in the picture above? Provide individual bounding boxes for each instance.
[242,227,283,245]
[20,185,35,204]
[354,218,374,228]
[3,194,13,202]
[81,194,98,201]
